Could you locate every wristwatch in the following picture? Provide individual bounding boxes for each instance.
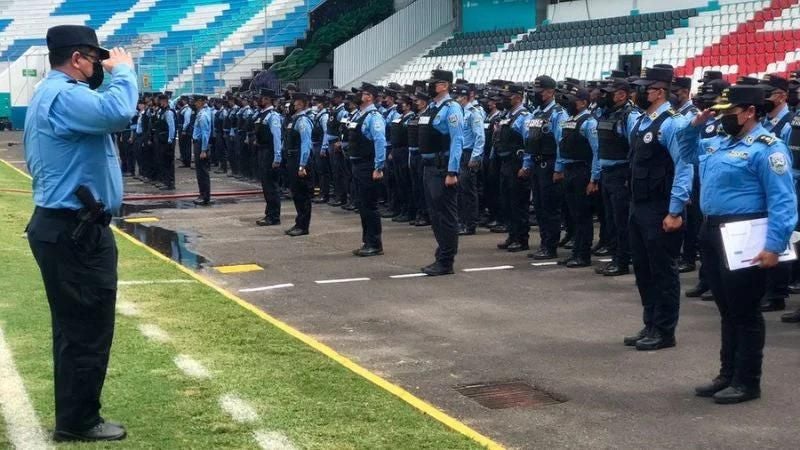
[447,171,458,177]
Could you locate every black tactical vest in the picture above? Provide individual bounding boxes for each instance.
[525,107,559,157]
[340,113,353,144]
[390,113,412,148]
[629,111,676,203]
[327,106,343,137]
[223,108,233,129]
[347,111,378,159]
[560,114,593,161]
[418,100,453,154]
[154,108,172,142]
[788,113,800,169]
[407,115,420,148]
[764,112,792,137]
[284,113,310,155]
[312,111,326,143]
[255,110,275,149]
[496,108,528,156]
[597,106,630,160]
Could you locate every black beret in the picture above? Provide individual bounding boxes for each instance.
[711,85,766,110]
[46,25,110,60]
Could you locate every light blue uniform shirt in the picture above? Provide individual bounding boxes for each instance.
[192,105,212,151]
[24,64,138,214]
[350,103,387,170]
[314,110,329,151]
[522,100,564,169]
[762,103,792,142]
[627,102,693,215]
[181,106,192,133]
[291,108,313,167]
[462,102,485,161]
[421,94,464,173]
[599,104,641,169]
[135,110,144,135]
[229,105,239,136]
[262,106,283,164]
[680,122,797,253]
[555,109,600,180]
[676,101,698,123]
[164,108,176,144]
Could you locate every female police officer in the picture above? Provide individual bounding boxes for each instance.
[682,85,797,404]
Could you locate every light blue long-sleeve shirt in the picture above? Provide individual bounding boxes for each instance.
[462,102,485,161]
[627,101,693,215]
[135,110,144,135]
[421,94,464,173]
[165,108,176,144]
[314,110,329,151]
[350,104,387,170]
[762,103,792,142]
[322,104,347,152]
[292,108,313,167]
[555,109,600,180]
[679,122,797,253]
[24,64,138,214]
[599,104,640,169]
[181,106,192,132]
[262,106,283,164]
[192,105,212,152]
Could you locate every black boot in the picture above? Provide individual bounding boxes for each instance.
[694,377,731,398]
[712,385,760,404]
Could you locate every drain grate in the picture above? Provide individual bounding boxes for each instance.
[454,380,564,409]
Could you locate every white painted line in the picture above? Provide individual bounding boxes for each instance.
[389,273,428,279]
[531,262,558,267]
[138,324,171,343]
[219,394,259,423]
[239,283,295,293]
[253,430,297,450]
[118,279,195,286]
[314,277,370,284]
[598,258,613,262]
[462,265,514,272]
[116,301,141,317]
[173,354,211,379]
[0,327,51,450]
[5,160,25,164]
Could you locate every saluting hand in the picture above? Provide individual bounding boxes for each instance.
[102,47,134,73]
[752,250,780,269]
[691,109,716,127]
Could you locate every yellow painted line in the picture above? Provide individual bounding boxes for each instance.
[0,188,31,195]
[0,159,31,180]
[0,158,505,450]
[214,264,264,274]
[124,217,160,223]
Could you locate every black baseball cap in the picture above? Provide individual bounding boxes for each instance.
[427,69,454,84]
[532,75,557,92]
[360,82,379,96]
[673,77,692,90]
[711,85,766,110]
[602,80,631,93]
[761,73,789,92]
[46,25,110,60]
[633,67,674,86]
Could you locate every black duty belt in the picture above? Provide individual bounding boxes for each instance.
[34,206,111,227]
[705,212,767,227]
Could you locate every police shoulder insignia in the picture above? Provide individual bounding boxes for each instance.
[448,114,459,126]
[769,152,788,175]
[374,118,384,132]
[668,108,680,117]
[756,135,776,146]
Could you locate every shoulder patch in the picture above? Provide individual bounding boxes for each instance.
[769,152,788,175]
[757,135,776,146]
[448,114,460,126]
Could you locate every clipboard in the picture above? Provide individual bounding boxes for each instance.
[720,218,797,270]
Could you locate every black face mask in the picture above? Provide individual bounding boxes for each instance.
[81,61,104,90]
[635,86,652,110]
[427,83,438,98]
[381,101,390,108]
[789,91,799,109]
[764,99,777,113]
[720,113,744,136]
[501,99,512,110]
[531,92,544,107]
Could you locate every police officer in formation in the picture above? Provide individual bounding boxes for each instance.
[192,95,212,206]
[284,92,315,236]
[254,89,283,226]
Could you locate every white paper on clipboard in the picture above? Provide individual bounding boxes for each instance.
[720,218,797,270]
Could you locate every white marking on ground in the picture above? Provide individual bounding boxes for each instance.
[0,327,51,450]
[173,355,211,379]
[239,283,295,293]
[389,273,428,279]
[116,301,141,317]
[531,262,558,266]
[253,430,297,450]
[138,323,171,343]
[219,394,259,423]
[598,258,613,262]
[314,277,371,284]
[462,265,514,272]
[118,279,195,286]
[4,160,25,164]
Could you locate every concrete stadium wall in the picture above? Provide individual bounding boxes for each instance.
[547,0,747,23]
[0,45,48,128]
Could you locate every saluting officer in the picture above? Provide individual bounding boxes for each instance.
[418,70,464,275]
[349,82,388,256]
[684,85,797,404]
[25,25,137,442]
[253,89,283,226]
[283,92,315,236]
[623,67,693,351]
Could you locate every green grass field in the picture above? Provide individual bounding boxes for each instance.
[0,161,487,449]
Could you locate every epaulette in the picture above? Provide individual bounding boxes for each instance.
[756,135,777,146]
[667,108,681,117]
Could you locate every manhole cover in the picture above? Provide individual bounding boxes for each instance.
[454,380,564,409]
